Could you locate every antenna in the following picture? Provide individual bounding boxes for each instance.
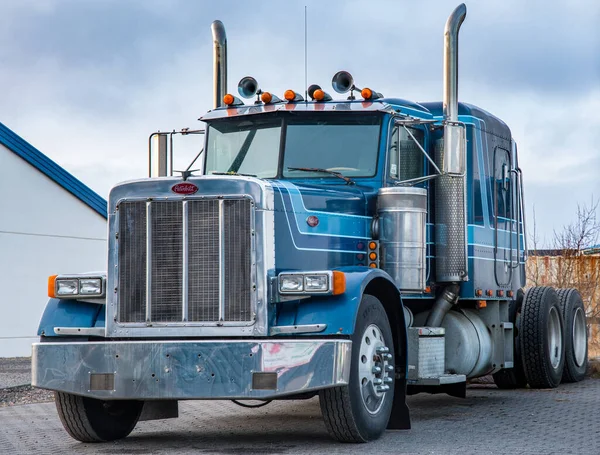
[304,6,308,101]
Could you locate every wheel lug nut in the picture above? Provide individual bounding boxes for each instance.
[372,366,382,374]
[383,353,393,360]
[376,385,390,393]
[373,378,383,385]
[385,365,394,372]
[384,377,393,384]
[376,346,390,354]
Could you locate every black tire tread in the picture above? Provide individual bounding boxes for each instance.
[520,286,564,388]
[55,392,102,442]
[320,386,365,443]
[556,288,588,383]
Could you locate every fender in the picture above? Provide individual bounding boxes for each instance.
[37,299,104,337]
[275,266,405,336]
[275,266,411,430]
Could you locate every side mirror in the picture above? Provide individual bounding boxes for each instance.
[442,124,466,176]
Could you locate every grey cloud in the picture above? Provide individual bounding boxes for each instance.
[0,0,599,246]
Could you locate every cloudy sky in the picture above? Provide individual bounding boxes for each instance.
[1,0,599,246]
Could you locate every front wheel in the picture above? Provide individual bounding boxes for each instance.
[319,295,394,442]
[55,392,143,442]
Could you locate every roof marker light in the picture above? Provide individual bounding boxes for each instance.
[223,94,244,106]
[313,89,332,102]
[361,87,383,100]
[284,90,304,102]
[260,92,281,104]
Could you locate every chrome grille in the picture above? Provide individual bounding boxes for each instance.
[150,202,183,322]
[188,201,219,322]
[118,202,146,323]
[117,198,253,324]
[223,199,252,321]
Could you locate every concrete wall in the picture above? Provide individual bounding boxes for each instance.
[0,144,107,357]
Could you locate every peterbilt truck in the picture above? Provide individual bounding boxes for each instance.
[32,4,589,443]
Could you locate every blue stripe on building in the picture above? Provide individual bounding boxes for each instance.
[0,122,107,218]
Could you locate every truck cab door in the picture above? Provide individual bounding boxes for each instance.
[493,146,515,286]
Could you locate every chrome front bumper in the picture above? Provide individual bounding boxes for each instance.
[32,339,351,400]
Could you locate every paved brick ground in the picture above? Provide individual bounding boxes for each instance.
[1,380,599,455]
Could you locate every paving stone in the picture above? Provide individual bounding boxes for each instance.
[1,379,599,454]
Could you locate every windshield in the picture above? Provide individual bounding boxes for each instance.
[205,118,281,178]
[204,114,381,179]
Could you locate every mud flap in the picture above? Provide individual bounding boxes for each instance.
[387,378,411,430]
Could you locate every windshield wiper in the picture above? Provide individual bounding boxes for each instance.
[211,171,258,177]
[287,167,355,185]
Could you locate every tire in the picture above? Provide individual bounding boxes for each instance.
[55,392,143,442]
[557,289,588,383]
[493,298,527,389]
[520,286,565,388]
[319,295,395,443]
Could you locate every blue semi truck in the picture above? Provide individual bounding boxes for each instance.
[32,4,589,443]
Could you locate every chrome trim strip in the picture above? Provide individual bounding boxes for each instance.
[218,199,225,321]
[145,201,152,322]
[270,324,327,335]
[182,200,189,322]
[32,339,352,400]
[53,327,105,336]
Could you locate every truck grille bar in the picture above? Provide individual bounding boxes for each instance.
[117,198,253,325]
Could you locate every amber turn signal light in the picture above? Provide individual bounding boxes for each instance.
[332,271,346,295]
[48,275,58,298]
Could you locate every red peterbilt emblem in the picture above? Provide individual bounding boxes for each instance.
[171,182,198,195]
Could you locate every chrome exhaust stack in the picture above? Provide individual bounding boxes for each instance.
[442,3,467,175]
[435,4,468,285]
[211,20,227,109]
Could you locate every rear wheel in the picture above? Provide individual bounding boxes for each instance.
[55,392,143,442]
[557,288,588,383]
[319,295,394,442]
[520,286,565,388]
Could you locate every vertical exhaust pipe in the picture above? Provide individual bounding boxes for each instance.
[442,3,467,175]
[211,20,227,109]
[443,4,467,128]
[435,4,468,286]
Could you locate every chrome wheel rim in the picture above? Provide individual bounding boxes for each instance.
[573,307,587,367]
[548,306,563,370]
[358,323,392,415]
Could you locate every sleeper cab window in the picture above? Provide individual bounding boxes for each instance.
[389,126,425,181]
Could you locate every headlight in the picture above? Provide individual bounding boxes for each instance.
[80,278,103,295]
[279,275,304,292]
[304,274,329,292]
[48,274,106,299]
[278,271,345,295]
[56,279,79,295]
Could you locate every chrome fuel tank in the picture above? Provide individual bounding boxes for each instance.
[377,187,427,292]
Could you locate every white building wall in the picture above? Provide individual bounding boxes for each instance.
[0,144,107,357]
